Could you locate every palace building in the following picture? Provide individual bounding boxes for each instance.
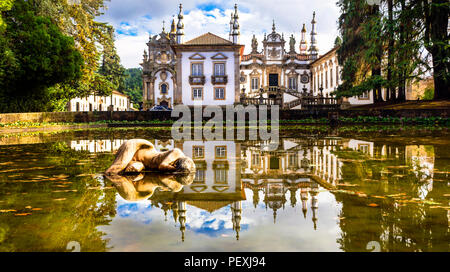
[141,4,373,110]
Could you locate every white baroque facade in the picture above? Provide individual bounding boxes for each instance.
[141,4,373,109]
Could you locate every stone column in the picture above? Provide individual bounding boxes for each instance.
[174,52,183,105]
[234,51,241,103]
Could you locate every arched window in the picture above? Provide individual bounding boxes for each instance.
[161,83,168,94]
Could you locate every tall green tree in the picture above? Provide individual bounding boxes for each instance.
[0,0,14,31]
[0,0,83,112]
[421,0,450,100]
[98,26,126,96]
[123,68,143,107]
[335,0,438,102]
[32,0,116,97]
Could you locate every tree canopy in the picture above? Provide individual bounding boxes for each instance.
[0,0,130,112]
[334,0,449,101]
[0,0,83,112]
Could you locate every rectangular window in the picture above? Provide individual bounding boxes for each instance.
[252,153,260,166]
[359,144,369,154]
[214,63,225,76]
[193,146,204,159]
[215,146,227,158]
[289,154,298,166]
[214,169,228,184]
[336,66,339,83]
[191,63,203,76]
[192,88,203,100]
[194,169,206,183]
[251,78,259,90]
[288,77,297,90]
[214,87,225,100]
[330,68,334,88]
[359,92,369,99]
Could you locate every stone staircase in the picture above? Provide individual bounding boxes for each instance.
[285,98,303,109]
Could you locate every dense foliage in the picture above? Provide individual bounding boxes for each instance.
[0,0,127,113]
[335,0,449,101]
[123,68,143,108]
[0,0,83,112]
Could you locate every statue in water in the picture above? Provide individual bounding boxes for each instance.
[105,139,196,175]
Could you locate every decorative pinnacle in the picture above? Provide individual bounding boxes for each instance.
[234,4,239,19]
[178,4,183,19]
[312,11,316,24]
[272,19,276,32]
[302,23,307,33]
[170,17,176,34]
[162,20,165,32]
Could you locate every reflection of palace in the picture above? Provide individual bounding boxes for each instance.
[72,137,444,244]
[70,139,126,153]
[150,140,244,241]
[241,139,343,229]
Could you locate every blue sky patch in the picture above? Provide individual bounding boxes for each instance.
[197,3,224,12]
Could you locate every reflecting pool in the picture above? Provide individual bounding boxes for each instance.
[0,128,449,252]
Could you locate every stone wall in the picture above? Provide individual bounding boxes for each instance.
[0,108,448,124]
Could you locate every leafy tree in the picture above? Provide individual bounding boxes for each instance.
[123,68,143,108]
[335,0,447,102]
[98,26,126,96]
[0,0,14,31]
[421,0,450,100]
[32,0,116,97]
[0,0,83,112]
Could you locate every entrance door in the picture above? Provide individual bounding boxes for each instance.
[160,101,169,108]
[269,74,279,87]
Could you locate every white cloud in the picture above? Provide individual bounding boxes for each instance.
[99,0,340,68]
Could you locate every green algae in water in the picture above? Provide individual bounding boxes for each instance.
[0,128,448,252]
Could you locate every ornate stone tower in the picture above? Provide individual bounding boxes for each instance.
[299,23,308,55]
[141,19,177,110]
[176,4,184,44]
[230,4,240,44]
[309,12,319,60]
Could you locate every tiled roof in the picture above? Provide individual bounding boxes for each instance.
[184,32,233,45]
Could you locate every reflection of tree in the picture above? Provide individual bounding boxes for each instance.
[335,143,449,252]
[0,142,117,252]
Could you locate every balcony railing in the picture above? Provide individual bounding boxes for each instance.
[211,75,228,85]
[189,75,206,85]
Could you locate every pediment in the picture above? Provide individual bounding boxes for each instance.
[189,53,206,60]
[212,185,230,192]
[211,53,228,60]
[250,69,261,76]
[190,185,208,192]
[287,69,299,76]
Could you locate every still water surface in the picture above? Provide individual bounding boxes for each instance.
[0,128,448,252]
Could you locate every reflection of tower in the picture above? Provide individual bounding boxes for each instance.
[231,201,242,240]
[252,187,260,208]
[161,201,170,221]
[172,202,179,223]
[310,183,319,230]
[300,187,309,219]
[289,187,298,207]
[263,181,287,224]
[178,201,187,242]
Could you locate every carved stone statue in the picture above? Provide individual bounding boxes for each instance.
[251,35,258,54]
[289,35,296,53]
[105,139,196,175]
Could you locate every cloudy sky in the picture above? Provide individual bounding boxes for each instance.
[98,0,341,68]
